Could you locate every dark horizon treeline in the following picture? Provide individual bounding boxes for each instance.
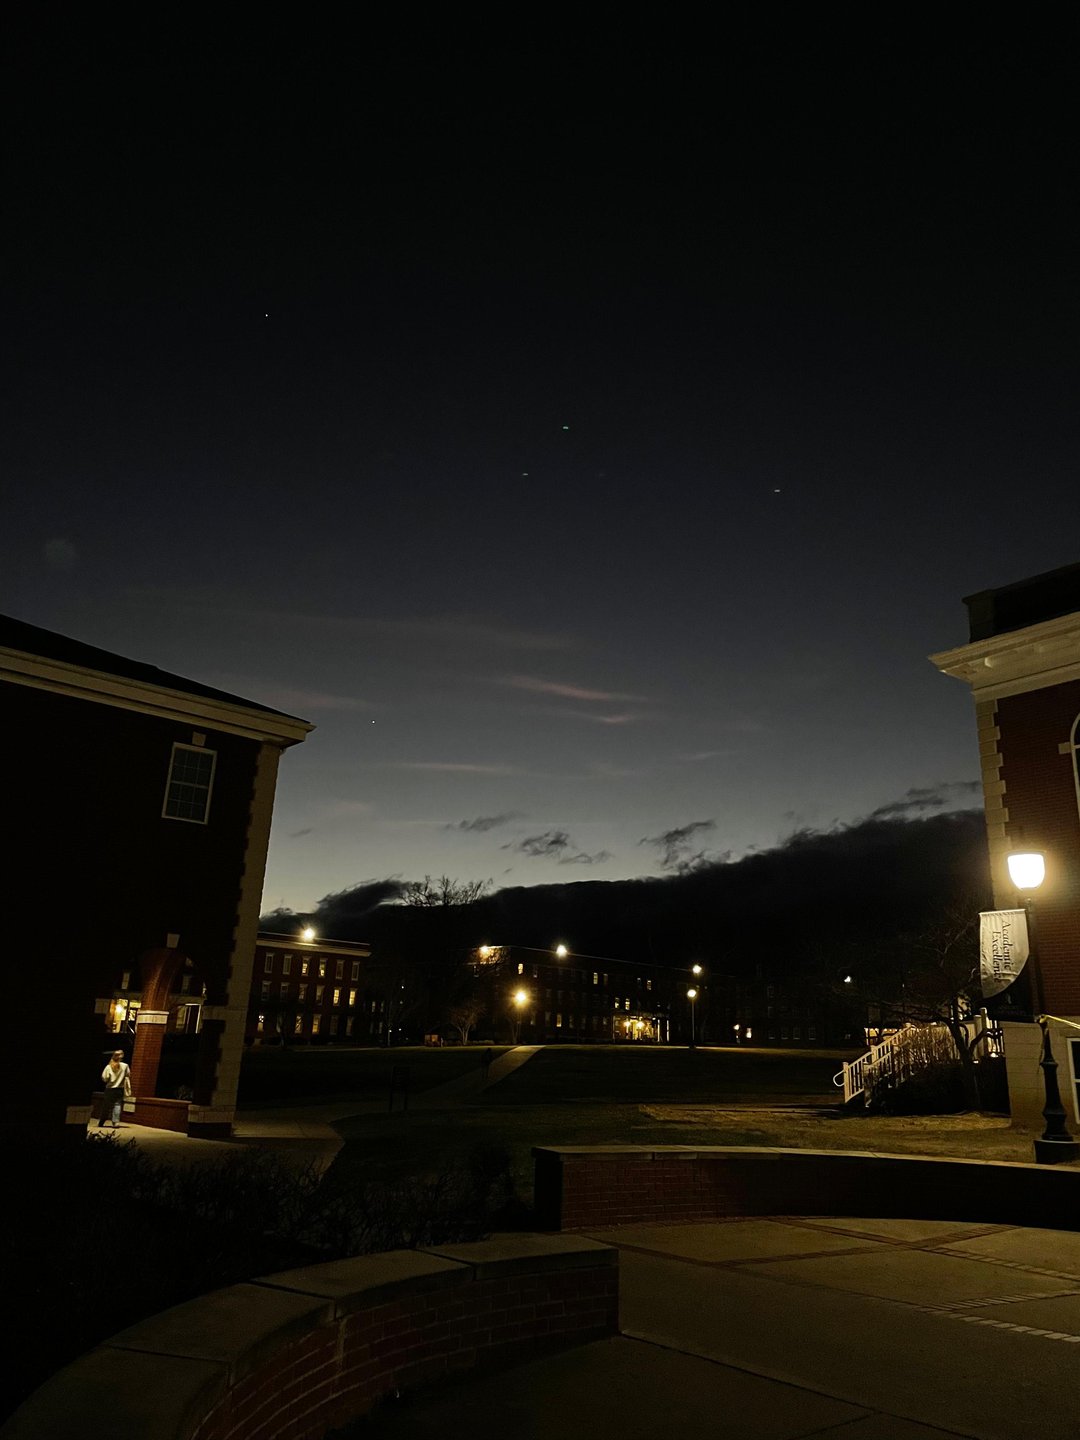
[262,810,992,990]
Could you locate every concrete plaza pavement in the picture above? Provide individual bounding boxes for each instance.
[354,1215,1080,1440]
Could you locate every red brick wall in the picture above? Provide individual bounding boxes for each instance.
[534,1146,1080,1234]
[1,1239,618,1440]
[996,681,1080,1013]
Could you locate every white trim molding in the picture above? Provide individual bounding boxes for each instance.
[0,646,314,747]
[930,611,1080,703]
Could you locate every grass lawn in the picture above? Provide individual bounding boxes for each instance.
[238,1044,509,1106]
[483,1043,851,1105]
[327,1045,1029,1201]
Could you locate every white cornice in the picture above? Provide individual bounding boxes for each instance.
[0,648,314,747]
[930,611,1080,702]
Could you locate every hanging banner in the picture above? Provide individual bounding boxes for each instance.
[979,909,1029,998]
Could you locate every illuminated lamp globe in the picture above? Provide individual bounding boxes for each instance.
[691,964,703,976]
[513,989,528,1007]
[687,987,698,1000]
[554,944,569,959]
[301,926,316,942]
[1007,852,1046,892]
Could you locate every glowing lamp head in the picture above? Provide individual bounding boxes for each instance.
[687,987,698,1000]
[513,988,528,1007]
[478,945,492,959]
[1007,852,1046,892]
[691,963,703,976]
[554,944,569,959]
[301,926,316,942]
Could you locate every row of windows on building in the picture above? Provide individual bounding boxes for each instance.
[263,952,361,981]
[513,962,656,993]
[259,981,384,1011]
[255,1012,386,1038]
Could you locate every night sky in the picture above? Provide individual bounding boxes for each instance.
[5,18,1080,910]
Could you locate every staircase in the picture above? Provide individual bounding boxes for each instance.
[834,1012,1003,1107]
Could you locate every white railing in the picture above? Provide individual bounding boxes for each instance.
[833,1011,1003,1106]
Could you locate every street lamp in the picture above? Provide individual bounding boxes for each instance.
[1007,850,1079,1164]
[691,964,703,977]
[554,944,569,959]
[300,926,316,942]
[511,987,529,1044]
[687,987,698,1049]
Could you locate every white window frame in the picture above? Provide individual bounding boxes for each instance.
[162,742,217,825]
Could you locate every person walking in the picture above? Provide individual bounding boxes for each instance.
[98,1050,131,1128]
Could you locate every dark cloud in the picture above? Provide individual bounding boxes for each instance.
[506,831,612,865]
[303,878,406,930]
[640,819,717,871]
[289,827,314,838]
[513,830,573,858]
[445,812,521,833]
[559,848,613,866]
[867,783,981,822]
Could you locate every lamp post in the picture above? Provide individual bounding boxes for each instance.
[511,988,529,1044]
[687,987,698,1049]
[1007,851,1080,1165]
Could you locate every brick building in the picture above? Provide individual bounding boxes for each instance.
[932,561,1080,1127]
[250,931,375,1043]
[469,945,679,1042]
[1,614,311,1134]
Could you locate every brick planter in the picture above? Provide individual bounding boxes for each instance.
[0,1235,617,1440]
[533,1144,1080,1232]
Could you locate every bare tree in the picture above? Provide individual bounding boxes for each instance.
[448,998,485,1045]
[400,875,491,907]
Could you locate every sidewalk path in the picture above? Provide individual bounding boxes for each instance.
[352,1215,1080,1439]
[85,1046,543,1167]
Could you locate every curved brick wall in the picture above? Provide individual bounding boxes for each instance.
[533,1145,1080,1232]
[1,1235,617,1440]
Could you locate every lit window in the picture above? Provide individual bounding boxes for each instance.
[311,1015,321,1035]
[294,1015,303,1035]
[348,988,357,1007]
[316,985,324,1004]
[351,961,360,981]
[593,972,599,985]
[646,979,652,991]
[556,1013,563,1027]
[264,955,273,973]
[162,743,217,823]
[332,988,341,1007]
[518,962,525,975]
[336,959,344,979]
[318,960,327,978]
[301,959,310,977]
[282,956,292,976]
[256,1014,265,1032]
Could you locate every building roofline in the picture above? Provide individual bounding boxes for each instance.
[258,931,371,955]
[0,616,313,746]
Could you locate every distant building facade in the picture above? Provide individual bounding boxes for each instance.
[1,614,311,1134]
[249,932,375,1043]
[933,561,1080,1126]
[469,946,677,1043]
